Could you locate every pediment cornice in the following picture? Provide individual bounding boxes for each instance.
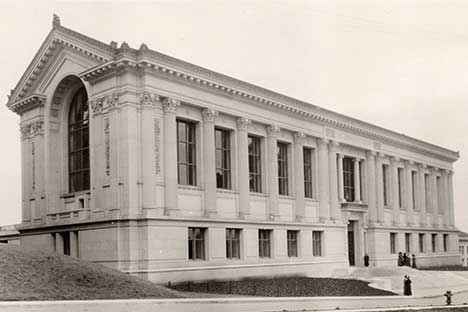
[10,94,47,115]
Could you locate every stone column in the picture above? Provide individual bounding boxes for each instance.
[162,98,180,216]
[317,138,330,222]
[404,161,414,225]
[390,157,400,224]
[366,151,377,224]
[418,164,427,226]
[267,125,280,220]
[430,168,439,226]
[337,153,345,203]
[237,118,251,219]
[353,158,361,203]
[201,109,218,217]
[55,233,64,254]
[448,170,455,228]
[441,170,449,227]
[375,153,385,224]
[70,231,78,257]
[329,141,340,221]
[293,132,306,221]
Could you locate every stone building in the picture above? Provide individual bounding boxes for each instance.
[4,16,460,282]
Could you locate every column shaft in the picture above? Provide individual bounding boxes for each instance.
[202,109,218,217]
[294,132,306,221]
[317,138,330,222]
[162,98,180,216]
[430,169,438,226]
[267,125,280,220]
[404,162,414,225]
[237,118,251,218]
[366,151,377,224]
[418,165,427,226]
[390,158,399,224]
[448,171,455,227]
[329,141,340,221]
[337,154,345,203]
[375,153,384,223]
[353,158,361,203]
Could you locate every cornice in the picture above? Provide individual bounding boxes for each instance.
[6,16,460,163]
[9,94,47,115]
[79,58,458,162]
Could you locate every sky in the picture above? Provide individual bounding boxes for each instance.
[1,0,468,230]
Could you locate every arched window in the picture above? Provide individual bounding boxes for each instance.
[68,87,90,192]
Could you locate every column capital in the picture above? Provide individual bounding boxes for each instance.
[377,151,385,158]
[162,97,180,113]
[317,138,329,149]
[236,117,251,130]
[389,156,400,163]
[266,124,280,137]
[405,159,414,166]
[330,140,340,147]
[430,167,440,173]
[293,132,306,144]
[443,169,453,175]
[140,91,161,108]
[201,108,219,123]
[366,150,377,157]
[417,163,427,169]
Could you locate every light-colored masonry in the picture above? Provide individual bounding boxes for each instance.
[3,16,461,282]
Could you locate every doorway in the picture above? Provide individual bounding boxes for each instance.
[348,221,355,266]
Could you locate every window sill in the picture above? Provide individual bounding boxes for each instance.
[59,190,90,199]
[178,185,202,191]
[216,189,238,195]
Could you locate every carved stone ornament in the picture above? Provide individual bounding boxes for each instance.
[20,120,44,140]
[266,124,280,137]
[91,93,119,114]
[154,119,161,174]
[140,92,161,108]
[162,97,180,114]
[293,132,306,144]
[201,108,218,122]
[236,117,251,130]
[104,118,110,176]
[317,138,329,148]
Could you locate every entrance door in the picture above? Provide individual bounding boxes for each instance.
[348,221,355,266]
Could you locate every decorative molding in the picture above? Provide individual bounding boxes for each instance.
[140,91,161,108]
[91,93,119,114]
[31,141,35,190]
[201,108,218,123]
[266,124,280,137]
[373,141,382,150]
[20,120,44,140]
[154,118,161,175]
[9,94,46,115]
[162,97,180,114]
[293,132,306,144]
[104,118,110,176]
[236,117,251,131]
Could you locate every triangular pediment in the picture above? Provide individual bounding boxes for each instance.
[6,18,116,114]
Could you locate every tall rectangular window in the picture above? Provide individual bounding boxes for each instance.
[278,142,289,195]
[177,120,196,186]
[443,234,448,252]
[258,229,271,258]
[215,128,231,189]
[405,233,411,253]
[419,233,425,253]
[303,148,314,198]
[287,230,298,257]
[412,171,417,210]
[390,232,397,254]
[431,233,437,252]
[61,232,71,256]
[188,227,205,260]
[398,168,403,208]
[343,157,355,202]
[383,165,389,206]
[312,231,323,256]
[248,136,262,192]
[226,228,240,259]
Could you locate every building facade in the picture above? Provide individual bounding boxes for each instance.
[4,17,460,282]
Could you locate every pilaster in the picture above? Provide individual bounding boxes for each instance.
[329,140,340,221]
[366,151,377,224]
[375,152,385,224]
[237,118,251,219]
[202,108,219,217]
[293,132,306,221]
[267,124,280,220]
[317,138,330,222]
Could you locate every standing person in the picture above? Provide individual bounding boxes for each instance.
[398,252,403,266]
[411,254,417,269]
[364,253,369,267]
[403,275,412,296]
